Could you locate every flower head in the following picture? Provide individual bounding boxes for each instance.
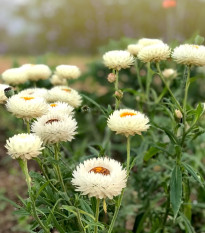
[31,112,77,144]
[1,68,28,85]
[72,157,127,199]
[22,64,51,81]
[172,44,205,66]
[103,50,134,70]
[138,43,171,63]
[138,38,164,47]
[50,74,67,86]
[107,109,150,137]
[127,44,143,56]
[6,94,48,120]
[48,101,74,116]
[46,86,82,108]
[55,65,81,80]
[162,68,177,79]
[19,88,48,98]
[5,133,44,160]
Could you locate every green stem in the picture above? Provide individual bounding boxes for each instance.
[76,208,86,233]
[156,63,183,113]
[114,70,120,109]
[126,136,131,173]
[146,62,152,101]
[18,159,49,233]
[27,121,30,133]
[135,59,144,91]
[94,199,100,233]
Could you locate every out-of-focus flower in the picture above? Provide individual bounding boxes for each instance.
[0,84,11,104]
[107,73,116,83]
[175,109,183,119]
[103,50,134,70]
[5,133,44,160]
[162,0,176,8]
[32,112,77,144]
[137,38,164,47]
[50,74,67,86]
[48,102,74,116]
[172,44,205,66]
[71,157,127,199]
[127,44,143,56]
[162,68,177,79]
[22,64,51,81]
[1,68,28,85]
[55,65,81,80]
[107,109,150,137]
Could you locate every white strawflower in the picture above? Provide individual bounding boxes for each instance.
[162,68,177,79]
[127,44,143,56]
[138,43,171,63]
[172,44,205,66]
[107,109,150,137]
[138,38,164,47]
[18,88,48,98]
[55,65,81,80]
[1,68,28,85]
[72,157,127,199]
[31,113,77,144]
[23,64,51,81]
[6,94,48,120]
[103,50,134,70]
[50,74,67,86]
[0,84,11,104]
[48,102,74,116]
[46,86,82,108]
[5,133,44,160]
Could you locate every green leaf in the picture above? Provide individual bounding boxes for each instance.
[62,205,95,220]
[170,165,182,219]
[34,181,50,200]
[182,162,205,187]
[179,212,195,233]
[144,143,167,161]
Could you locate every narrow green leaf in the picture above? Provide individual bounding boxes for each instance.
[170,165,182,219]
[34,181,50,200]
[179,212,195,233]
[182,162,205,187]
[62,205,95,220]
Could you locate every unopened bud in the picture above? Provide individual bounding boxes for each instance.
[107,73,116,83]
[175,109,183,119]
[115,90,123,100]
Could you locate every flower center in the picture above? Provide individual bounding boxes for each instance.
[192,45,199,49]
[89,166,110,176]
[62,88,71,92]
[120,112,136,117]
[50,103,57,107]
[20,96,35,101]
[45,119,59,124]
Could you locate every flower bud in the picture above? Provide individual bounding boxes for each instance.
[115,90,123,100]
[107,73,116,83]
[175,109,183,119]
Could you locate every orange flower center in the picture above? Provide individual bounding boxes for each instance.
[120,112,136,117]
[89,167,110,176]
[62,88,71,92]
[45,119,59,124]
[21,97,34,101]
[50,103,57,107]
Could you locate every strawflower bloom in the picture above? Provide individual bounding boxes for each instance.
[72,157,127,199]
[1,68,28,85]
[137,38,164,47]
[162,68,177,79]
[55,65,81,80]
[22,64,51,81]
[103,50,134,70]
[18,88,48,98]
[6,94,48,121]
[172,44,205,66]
[5,133,44,160]
[138,43,171,63]
[127,44,143,56]
[31,112,77,144]
[107,109,150,137]
[50,74,67,86]
[48,101,74,116]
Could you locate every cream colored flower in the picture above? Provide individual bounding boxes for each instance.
[1,68,28,85]
[107,109,150,137]
[175,109,183,119]
[55,65,81,80]
[138,38,164,47]
[103,50,134,70]
[31,112,77,144]
[127,44,143,56]
[48,102,74,116]
[18,88,48,98]
[162,68,177,79]
[0,84,11,104]
[5,133,44,160]
[46,86,82,108]
[22,64,51,81]
[138,44,171,63]
[72,157,127,199]
[172,44,205,66]
[6,94,48,120]
[50,74,67,86]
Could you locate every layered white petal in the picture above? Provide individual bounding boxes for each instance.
[55,65,81,80]
[1,68,28,85]
[48,101,74,116]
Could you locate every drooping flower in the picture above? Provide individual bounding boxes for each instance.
[48,102,74,116]
[31,112,77,144]
[1,68,28,85]
[138,43,171,63]
[107,109,150,137]
[172,44,205,66]
[103,50,134,70]
[55,65,81,80]
[6,94,48,120]
[46,86,82,108]
[127,44,143,56]
[71,157,127,199]
[5,133,44,160]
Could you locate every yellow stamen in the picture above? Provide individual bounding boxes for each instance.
[62,88,71,92]
[45,119,59,124]
[21,97,34,101]
[50,103,57,107]
[192,45,199,49]
[89,167,110,176]
[120,112,136,117]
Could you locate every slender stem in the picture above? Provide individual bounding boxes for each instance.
[94,199,100,233]
[114,70,120,110]
[135,59,144,91]
[156,63,183,113]
[27,121,30,133]
[126,136,131,173]
[76,208,86,233]
[18,159,49,233]
[146,62,152,101]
